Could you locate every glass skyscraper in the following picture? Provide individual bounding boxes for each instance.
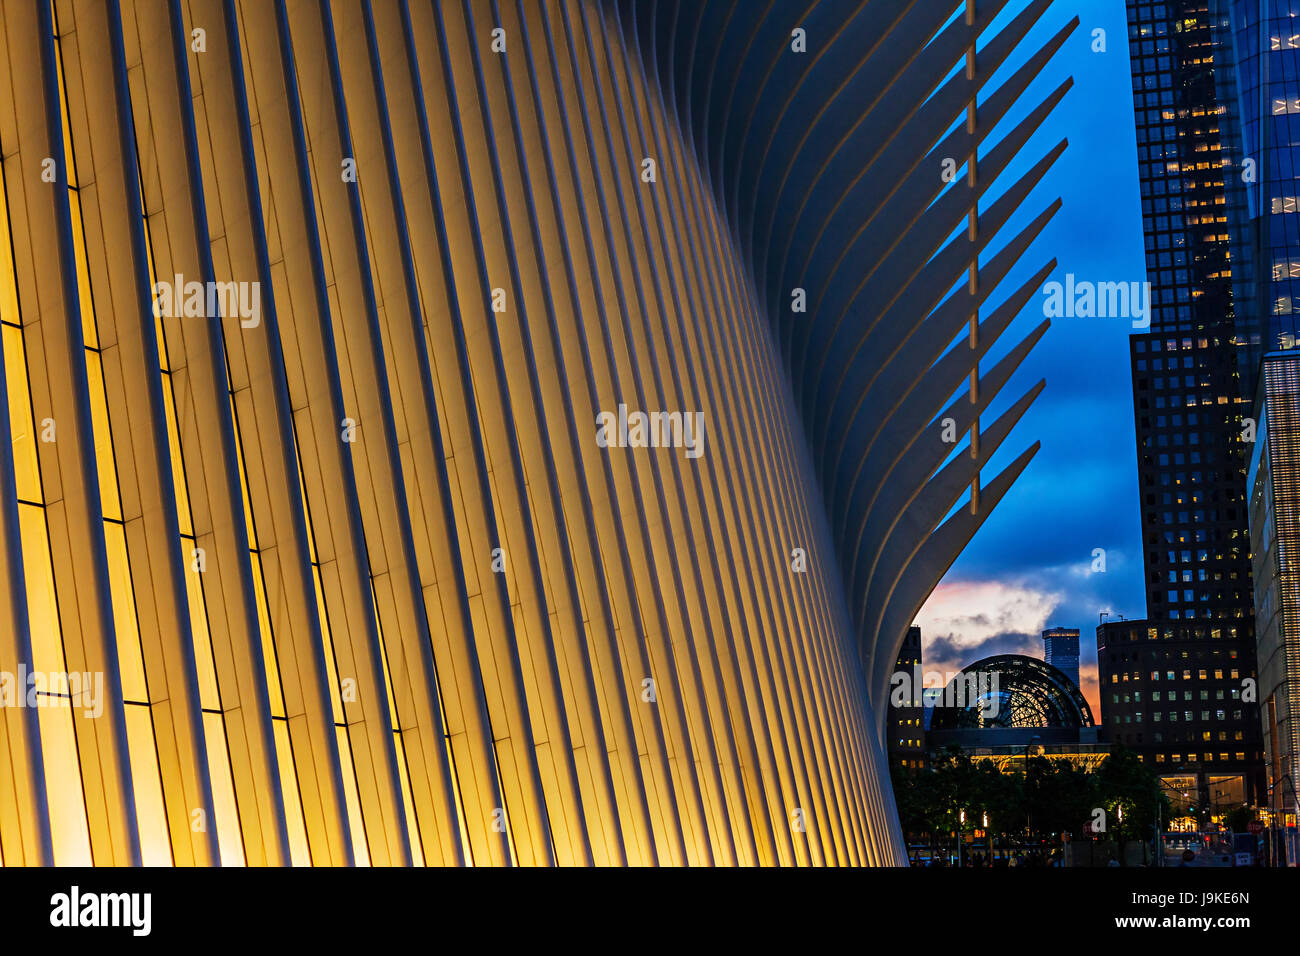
[1042,627,1081,690]
[1212,0,1300,846]
[1100,0,1267,810]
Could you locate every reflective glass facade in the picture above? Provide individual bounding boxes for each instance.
[1247,356,1300,822]
[1213,0,1300,828]
[1213,0,1300,384]
[1042,627,1080,690]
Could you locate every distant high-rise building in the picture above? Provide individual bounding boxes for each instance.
[887,627,926,771]
[1107,0,1266,808]
[1042,627,1081,690]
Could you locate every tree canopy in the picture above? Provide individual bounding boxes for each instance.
[892,745,1172,850]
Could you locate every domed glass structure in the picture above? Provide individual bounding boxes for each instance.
[929,655,1094,731]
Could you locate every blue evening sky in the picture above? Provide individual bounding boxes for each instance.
[916,0,1144,715]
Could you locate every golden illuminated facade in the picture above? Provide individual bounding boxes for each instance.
[0,0,1069,866]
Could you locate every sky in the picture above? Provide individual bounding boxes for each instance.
[916,0,1145,718]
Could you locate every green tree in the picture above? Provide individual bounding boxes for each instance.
[1094,746,1169,864]
[1034,758,1098,839]
[888,744,1173,865]
[1223,804,1257,834]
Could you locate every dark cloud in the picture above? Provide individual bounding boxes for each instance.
[925,630,1041,670]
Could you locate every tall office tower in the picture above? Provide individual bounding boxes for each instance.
[887,627,925,772]
[1042,627,1080,690]
[1211,0,1300,834]
[0,1,1070,866]
[1128,0,1253,622]
[1103,0,1266,806]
